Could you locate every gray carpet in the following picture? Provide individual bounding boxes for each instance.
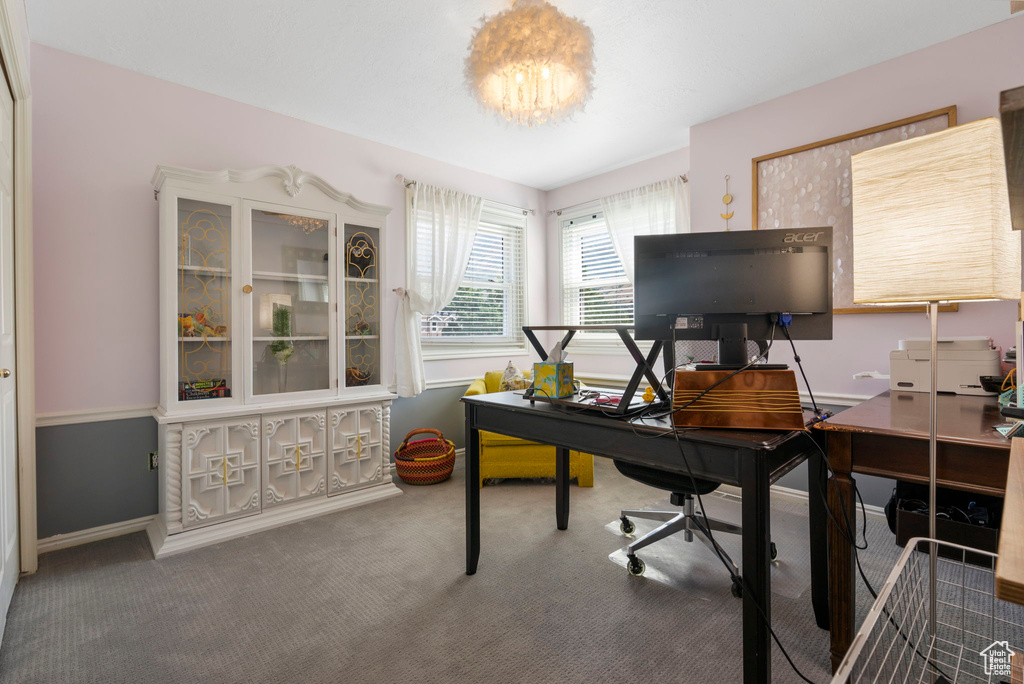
[0,458,899,683]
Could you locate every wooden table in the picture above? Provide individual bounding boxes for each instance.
[816,390,1012,672]
[997,437,1024,605]
[463,390,828,684]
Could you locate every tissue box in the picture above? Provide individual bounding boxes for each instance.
[533,362,574,399]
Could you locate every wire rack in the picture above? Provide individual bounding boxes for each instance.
[832,538,1024,683]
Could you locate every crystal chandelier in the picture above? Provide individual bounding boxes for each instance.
[465,0,595,127]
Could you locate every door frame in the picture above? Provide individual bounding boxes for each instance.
[0,0,36,574]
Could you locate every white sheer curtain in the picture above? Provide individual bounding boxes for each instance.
[599,176,690,283]
[394,182,483,397]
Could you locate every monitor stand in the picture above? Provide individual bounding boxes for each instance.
[694,323,789,372]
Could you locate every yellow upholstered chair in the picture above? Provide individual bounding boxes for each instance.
[464,370,595,488]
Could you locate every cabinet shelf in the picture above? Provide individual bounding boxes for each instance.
[345,335,379,340]
[179,265,228,274]
[345,277,378,283]
[179,337,230,342]
[253,336,329,342]
[253,271,328,282]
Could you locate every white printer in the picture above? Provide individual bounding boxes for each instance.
[889,336,1001,396]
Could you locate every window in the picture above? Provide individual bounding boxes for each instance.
[560,211,633,343]
[421,205,526,355]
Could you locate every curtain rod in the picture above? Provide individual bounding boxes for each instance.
[547,173,688,216]
[395,174,535,216]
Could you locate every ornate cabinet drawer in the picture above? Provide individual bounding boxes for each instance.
[328,403,385,495]
[262,410,328,507]
[182,417,261,530]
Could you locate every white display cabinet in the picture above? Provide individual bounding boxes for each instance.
[148,165,400,557]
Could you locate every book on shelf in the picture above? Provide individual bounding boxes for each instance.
[178,378,231,401]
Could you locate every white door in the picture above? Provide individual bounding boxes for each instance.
[0,74,17,639]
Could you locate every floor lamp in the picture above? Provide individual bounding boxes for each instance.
[851,117,1020,641]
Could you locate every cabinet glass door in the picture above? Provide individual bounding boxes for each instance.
[250,209,332,395]
[343,224,380,387]
[177,198,233,402]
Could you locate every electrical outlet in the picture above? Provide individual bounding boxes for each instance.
[149,451,159,471]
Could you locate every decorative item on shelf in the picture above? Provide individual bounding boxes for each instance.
[178,313,194,337]
[393,429,456,485]
[345,366,372,387]
[345,230,376,278]
[260,210,326,234]
[720,175,734,231]
[641,386,655,403]
[270,307,295,365]
[178,378,230,401]
[350,318,373,336]
[259,293,292,331]
[465,0,595,128]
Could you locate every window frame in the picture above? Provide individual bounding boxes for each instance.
[557,205,634,354]
[419,202,529,361]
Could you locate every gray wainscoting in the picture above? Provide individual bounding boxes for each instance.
[390,386,470,450]
[35,390,896,540]
[36,417,159,539]
[35,385,475,539]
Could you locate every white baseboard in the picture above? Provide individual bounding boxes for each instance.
[716,483,888,523]
[38,514,156,554]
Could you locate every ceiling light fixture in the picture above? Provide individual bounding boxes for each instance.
[465,0,595,128]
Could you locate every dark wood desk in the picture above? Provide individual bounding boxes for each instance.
[463,391,828,684]
[816,390,1011,672]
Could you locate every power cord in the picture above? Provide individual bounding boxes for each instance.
[637,324,822,684]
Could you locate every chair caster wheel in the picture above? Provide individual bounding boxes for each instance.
[626,554,645,576]
[770,542,778,562]
[619,516,635,536]
[731,578,743,599]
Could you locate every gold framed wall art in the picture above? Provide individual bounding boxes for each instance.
[752,106,958,314]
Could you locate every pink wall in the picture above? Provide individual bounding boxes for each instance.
[543,149,690,375]
[31,44,547,413]
[684,16,1024,398]
[33,13,1024,412]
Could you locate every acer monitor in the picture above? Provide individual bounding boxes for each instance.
[633,227,833,368]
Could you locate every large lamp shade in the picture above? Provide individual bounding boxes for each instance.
[851,117,1019,304]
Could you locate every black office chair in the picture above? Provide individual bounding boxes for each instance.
[616,462,778,596]
[616,339,777,596]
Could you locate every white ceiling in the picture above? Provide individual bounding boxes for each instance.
[25,0,1017,190]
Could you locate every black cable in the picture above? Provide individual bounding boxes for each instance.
[800,428,952,681]
[779,322,823,420]
[651,324,821,684]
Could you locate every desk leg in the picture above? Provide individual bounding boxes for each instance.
[741,453,771,684]
[556,447,570,530]
[827,431,856,673]
[807,436,830,630]
[466,406,480,575]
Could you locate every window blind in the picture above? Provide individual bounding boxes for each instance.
[421,212,524,345]
[561,213,633,334]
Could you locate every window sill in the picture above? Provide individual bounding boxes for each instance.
[422,344,530,362]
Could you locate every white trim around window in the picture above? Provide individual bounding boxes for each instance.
[557,205,634,354]
[421,203,529,361]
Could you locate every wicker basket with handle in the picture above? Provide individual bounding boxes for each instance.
[393,428,456,485]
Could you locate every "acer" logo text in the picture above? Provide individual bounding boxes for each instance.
[783,231,824,243]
